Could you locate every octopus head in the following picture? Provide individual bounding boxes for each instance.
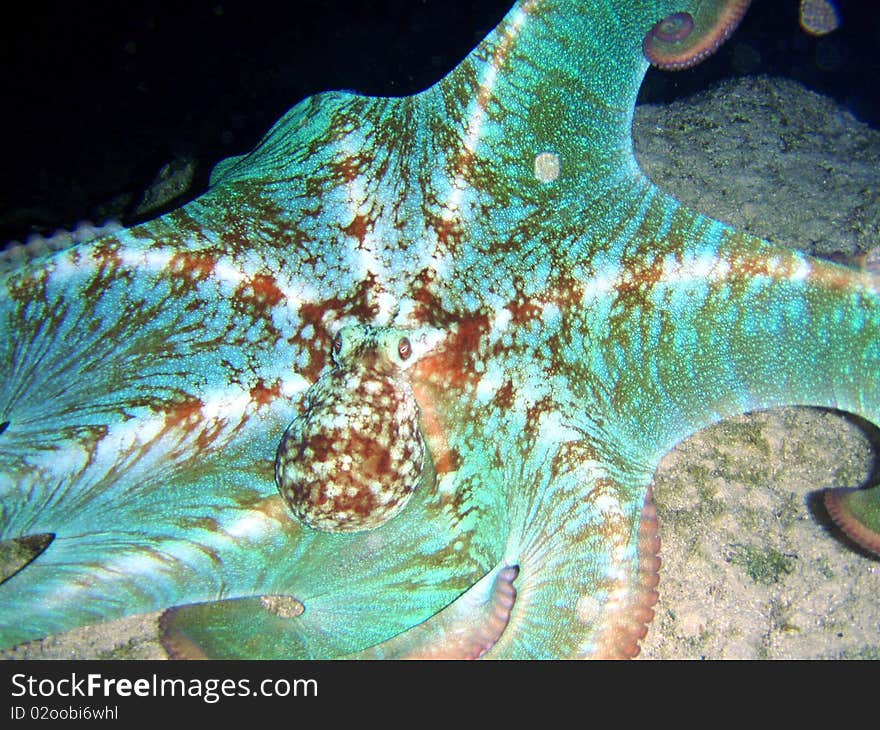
[275,325,426,532]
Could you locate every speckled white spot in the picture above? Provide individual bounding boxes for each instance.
[576,594,601,624]
[533,151,560,182]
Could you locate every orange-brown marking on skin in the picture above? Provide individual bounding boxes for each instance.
[176,515,222,533]
[346,274,385,322]
[551,272,586,309]
[81,243,131,301]
[524,395,557,437]
[330,152,374,184]
[191,541,225,568]
[60,424,109,469]
[722,238,873,295]
[343,213,371,243]
[412,375,461,477]
[246,494,300,529]
[147,392,237,459]
[615,252,667,303]
[162,396,204,430]
[206,187,288,252]
[432,445,463,476]
[91,239,124,270]
[249,378,283,409]
[289,278,385,381]
[225,272,287,349]
[506,281,543,327]
[162,208,217,245]
[430,315,491,391]
[6,265,49,306]
[492,380,517,411]
[425,210,466,256]
[549,440,602,482]
[409,267,450,324]
[436,474,480,530]
[436,216,464,251]
[409,313,490,475]
[293,300,336,381]
[168,251,218,282]
[235,273,285,311]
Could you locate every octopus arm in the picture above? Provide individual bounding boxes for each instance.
[594,220,880,467]
[160,564,519,660]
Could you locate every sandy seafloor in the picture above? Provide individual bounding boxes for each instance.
[2,75,879,660]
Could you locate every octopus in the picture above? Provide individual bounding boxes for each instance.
[0,0,877,659]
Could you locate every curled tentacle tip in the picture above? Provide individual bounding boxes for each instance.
[159,606,207,660]
[649,12,695,43]
[799,0,840,37]
[492,565,520,615]
[474,565,520,659]
[498,564,520,583]
[593,487,662,658]
[824,488,880,555]
[643,1,753,70]
[159,594,307,660]
[0,533,54,584]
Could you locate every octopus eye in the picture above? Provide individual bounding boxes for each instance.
[397,337,412,361]
[332,333,343,357]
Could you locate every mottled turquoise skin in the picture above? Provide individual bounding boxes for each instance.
[0,1,877,658]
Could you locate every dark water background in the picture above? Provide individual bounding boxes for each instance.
[1,0,877,244]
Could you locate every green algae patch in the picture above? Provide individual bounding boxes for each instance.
[724,543,797,584]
